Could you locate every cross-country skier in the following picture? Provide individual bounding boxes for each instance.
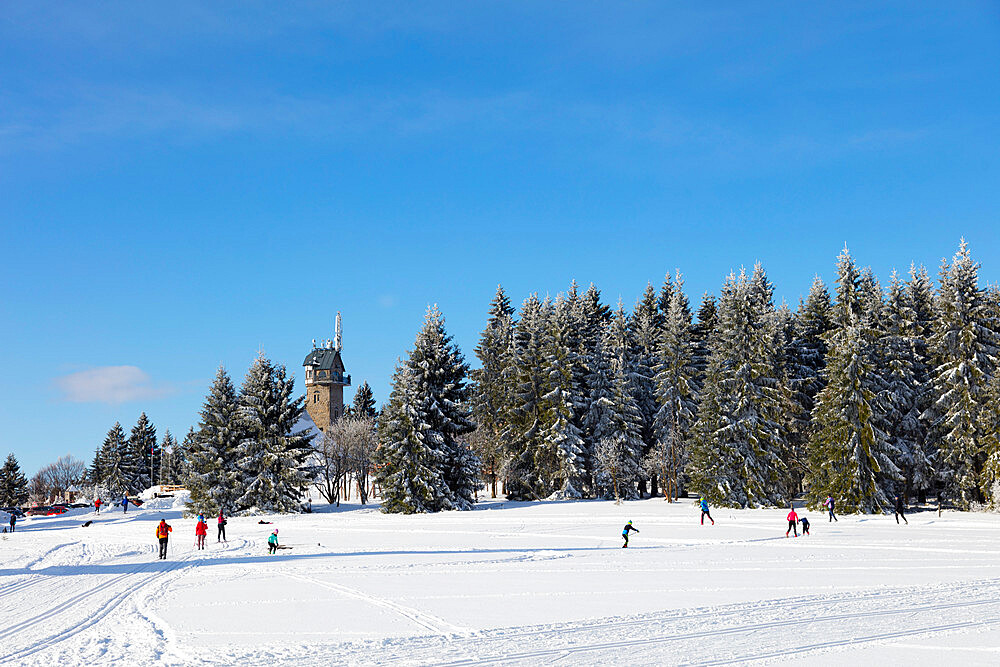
[622,520,639,548]
[8,512,15,533]
[95,498,102,514]
[195,516,208,550]
[217,510,227,543]
[894,494,908,525]
[824,495,837,522]
[122,496,129,514]
[267,529,279,554]
[700,497,714,525]
[799,515,810,536]
[786,506,799,537]
[156,519,172,559]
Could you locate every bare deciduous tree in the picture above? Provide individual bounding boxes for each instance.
[466,426,506,499]
[313,416,377,506]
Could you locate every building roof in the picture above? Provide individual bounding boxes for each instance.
[303,347,345,372]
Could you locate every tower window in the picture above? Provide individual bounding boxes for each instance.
[313,393,319,403]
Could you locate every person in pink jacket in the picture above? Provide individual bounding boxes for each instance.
[786,506,799,537]
[195,516,208,550]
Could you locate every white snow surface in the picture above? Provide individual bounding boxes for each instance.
[2,498,1000,665]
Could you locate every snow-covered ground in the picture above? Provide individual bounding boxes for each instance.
[2,496,1000,666]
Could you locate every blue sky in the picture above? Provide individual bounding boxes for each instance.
[2,2,999,474]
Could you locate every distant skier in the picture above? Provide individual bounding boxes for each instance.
[121,496,130,514]
[195,516,208,550]
[824,495,837,522]
[894,494,908,525]
[94,498,102,514]
[267,529,280,555]
[799,515,810,536]
[786,506,799,537]
[217,510,227,543]
[622,520,639,548]
[9,512,15,533]
[700,497,714,525]
[156,519,172,559]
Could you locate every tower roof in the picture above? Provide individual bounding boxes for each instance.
[303,348,345,372]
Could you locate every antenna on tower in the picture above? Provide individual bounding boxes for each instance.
[335,312,342,352]
[312,338,317,349]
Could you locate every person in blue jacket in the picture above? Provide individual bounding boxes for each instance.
[621,520,639,548]
[700,497,715,525]
[8,512,15,532]
[121,496,129,514]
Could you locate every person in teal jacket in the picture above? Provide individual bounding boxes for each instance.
[267,529,279,554]
[621,520,639,548]
[700,497,714,525]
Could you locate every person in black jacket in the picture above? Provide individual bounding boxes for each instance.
[894,494,908,525]
[622,520,639,548]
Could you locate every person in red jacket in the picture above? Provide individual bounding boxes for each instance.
[217,510,227,543]
[94,498,102,514]
[786,506,799,537]
[195,516,208,550]
[156,520,172,559]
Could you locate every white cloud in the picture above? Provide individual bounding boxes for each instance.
[53,366,174,404]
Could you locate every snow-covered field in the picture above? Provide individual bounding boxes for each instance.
[2,497,1000,666]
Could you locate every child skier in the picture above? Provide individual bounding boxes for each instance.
[622,520,639,548]
[156,519,172,559]
[799,515,810,536]
[700,497,714,525]
[195,516,208,550]
[786,506,799,537]
[217,510,227,543]
[824,495,837,522]
[894,494,908,525]
[267,529,279,554]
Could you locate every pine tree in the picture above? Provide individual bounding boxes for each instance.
[236,355,316,513]
[907,264,938,498]
[629,283,662,496]
[806,248,899,513]
[127,413,158,493]
[506,294,548,499]
[375,306,478,512]
[649,271,698,501]
[592,302,644,499]
[687,266,787,507]
[471,285,516,492]
[0,453,29,506]
[350,381,378,419]
[99,422,129,496]
[187,366,243,515]
[924,241,999,507]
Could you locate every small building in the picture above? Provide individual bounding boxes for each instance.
[303,312,351,432]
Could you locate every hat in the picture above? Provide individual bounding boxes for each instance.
[272,529,278,534]
[627,520,632,524]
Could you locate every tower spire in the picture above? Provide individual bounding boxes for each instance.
[335,311,342,352]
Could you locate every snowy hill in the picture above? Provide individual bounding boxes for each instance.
[1,499,1000,665]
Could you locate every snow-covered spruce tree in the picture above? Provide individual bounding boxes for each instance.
[905,264,938,499]
[236,355,316,513]
[923,241,999,507]
[98,422,129,496]
[506,294,549,499]
[785,277,833,492]
[686,265,787,508]
[592,302,644,500]
[629,283,662,497]
[375,306,478,512]
[471,285,516,493]
[0,453,29,506]
[538,294,587,498]
[376,362,451,513]
[805,248,899,513]
[350,381,378,419]
[881,271,931,501]
[127,412,157,493]
[187,366,244,516]
[649,271,698,501]
[656,273,674,325]
[575,283,611,494]
[691,293,718,388]
[178,427,196,487]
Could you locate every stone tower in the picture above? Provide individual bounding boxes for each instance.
[303,312,351,432]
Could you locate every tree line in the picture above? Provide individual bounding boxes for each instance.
[378,240,1000,513]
